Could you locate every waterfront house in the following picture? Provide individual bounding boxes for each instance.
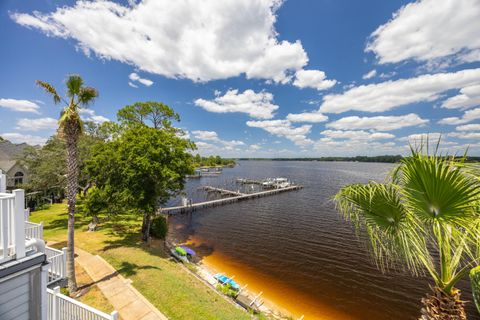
[0,171,118,320]
[0,139,30,188]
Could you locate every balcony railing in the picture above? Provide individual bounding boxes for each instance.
[0,190,26,263]
[25,220,44,239]
[46,246,67,285]
[48,287,118,320]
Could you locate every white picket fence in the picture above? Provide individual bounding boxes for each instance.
[25,220,44,239]
[47,287,118,320]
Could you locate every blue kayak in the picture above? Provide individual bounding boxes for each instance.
[214,273,240,290]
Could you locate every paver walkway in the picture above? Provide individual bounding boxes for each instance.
[75,247,168,320]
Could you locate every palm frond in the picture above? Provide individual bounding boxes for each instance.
[66,74,84,97]
[36,80,61,104]
[398,152,480,228]
[78,87,99,106]
[334,182,432,277]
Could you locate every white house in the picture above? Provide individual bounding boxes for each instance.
[0,139,30,188]
[0,172,118,320]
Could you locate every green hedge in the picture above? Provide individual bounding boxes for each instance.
[471,266,480,315]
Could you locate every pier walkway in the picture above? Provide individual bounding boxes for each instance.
[160,185,302,215]
[202,186,244,197]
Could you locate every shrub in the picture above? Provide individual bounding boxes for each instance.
[150,216,168,239]
[216,283,238,298]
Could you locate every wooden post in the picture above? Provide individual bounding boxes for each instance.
[13,189,25,259]
[110,310,119,320]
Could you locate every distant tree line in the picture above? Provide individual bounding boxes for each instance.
[237,155,480,163]
[193,154,236,167]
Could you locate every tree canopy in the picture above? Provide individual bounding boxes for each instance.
[85,103,195,240]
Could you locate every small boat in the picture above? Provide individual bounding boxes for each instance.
[214,273,240,291]
[170,246,189,263]
[180,246,196,258]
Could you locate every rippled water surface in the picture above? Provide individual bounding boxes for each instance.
[168,161,478,320]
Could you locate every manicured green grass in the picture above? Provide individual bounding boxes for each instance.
[31,204,250,320]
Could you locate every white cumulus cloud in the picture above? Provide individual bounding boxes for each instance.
[456,124,480,131]
[246,119,312,146]
[16,117,57,131]
[79,109,109,124]
[366,0,480,65]
[11,0,309,83]
[327,114,428,131]
[319,68,480,114]
[129,72,153,87]
[442,84,480,109]
[192,130,244,150]
[0,98,40,113]
[321,130,394,141]
[0,132,47,145]
[195,89,279,119]
[362,69,377,80]
[292,69,336,90]
[286,112,328,123]
[438,107,480,125]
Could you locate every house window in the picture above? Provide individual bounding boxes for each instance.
[14,172,24,186]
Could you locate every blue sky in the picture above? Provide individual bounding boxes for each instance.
[1,0,480,157]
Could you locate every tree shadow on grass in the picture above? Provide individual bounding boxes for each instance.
[42,213,90,232]
[117,261,161,277]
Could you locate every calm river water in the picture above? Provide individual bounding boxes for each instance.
[168,161,478,320]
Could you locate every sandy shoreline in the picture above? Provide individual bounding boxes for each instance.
[166,239,297,319]
[196,260,296,319]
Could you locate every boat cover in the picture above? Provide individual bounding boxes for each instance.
[180,246,196,256]
[175,246,187,256]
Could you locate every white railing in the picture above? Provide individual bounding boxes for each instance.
[25,207,30,221]
[0,171,5,193]
[47,287,118,320]
[46,246,67,285]
[25,220,44,240]
[0,190,26,263]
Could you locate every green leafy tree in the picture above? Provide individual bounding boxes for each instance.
[36,75,98,292]
[335,144,480,319]
[21,122,105,195]
[87,104,194,241]
[117,101,180,129]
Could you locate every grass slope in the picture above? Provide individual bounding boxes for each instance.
[31,204,250,320]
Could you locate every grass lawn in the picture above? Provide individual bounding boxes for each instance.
[31,203,250,320]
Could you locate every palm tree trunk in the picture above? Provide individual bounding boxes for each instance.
[66,133,78,293]
[420,286,466,320]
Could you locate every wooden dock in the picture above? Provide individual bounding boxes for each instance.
[159,185,303,215]
[202,186,244,197]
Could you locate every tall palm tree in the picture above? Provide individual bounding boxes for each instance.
[335,143,480,319]
[37,75,98,292]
